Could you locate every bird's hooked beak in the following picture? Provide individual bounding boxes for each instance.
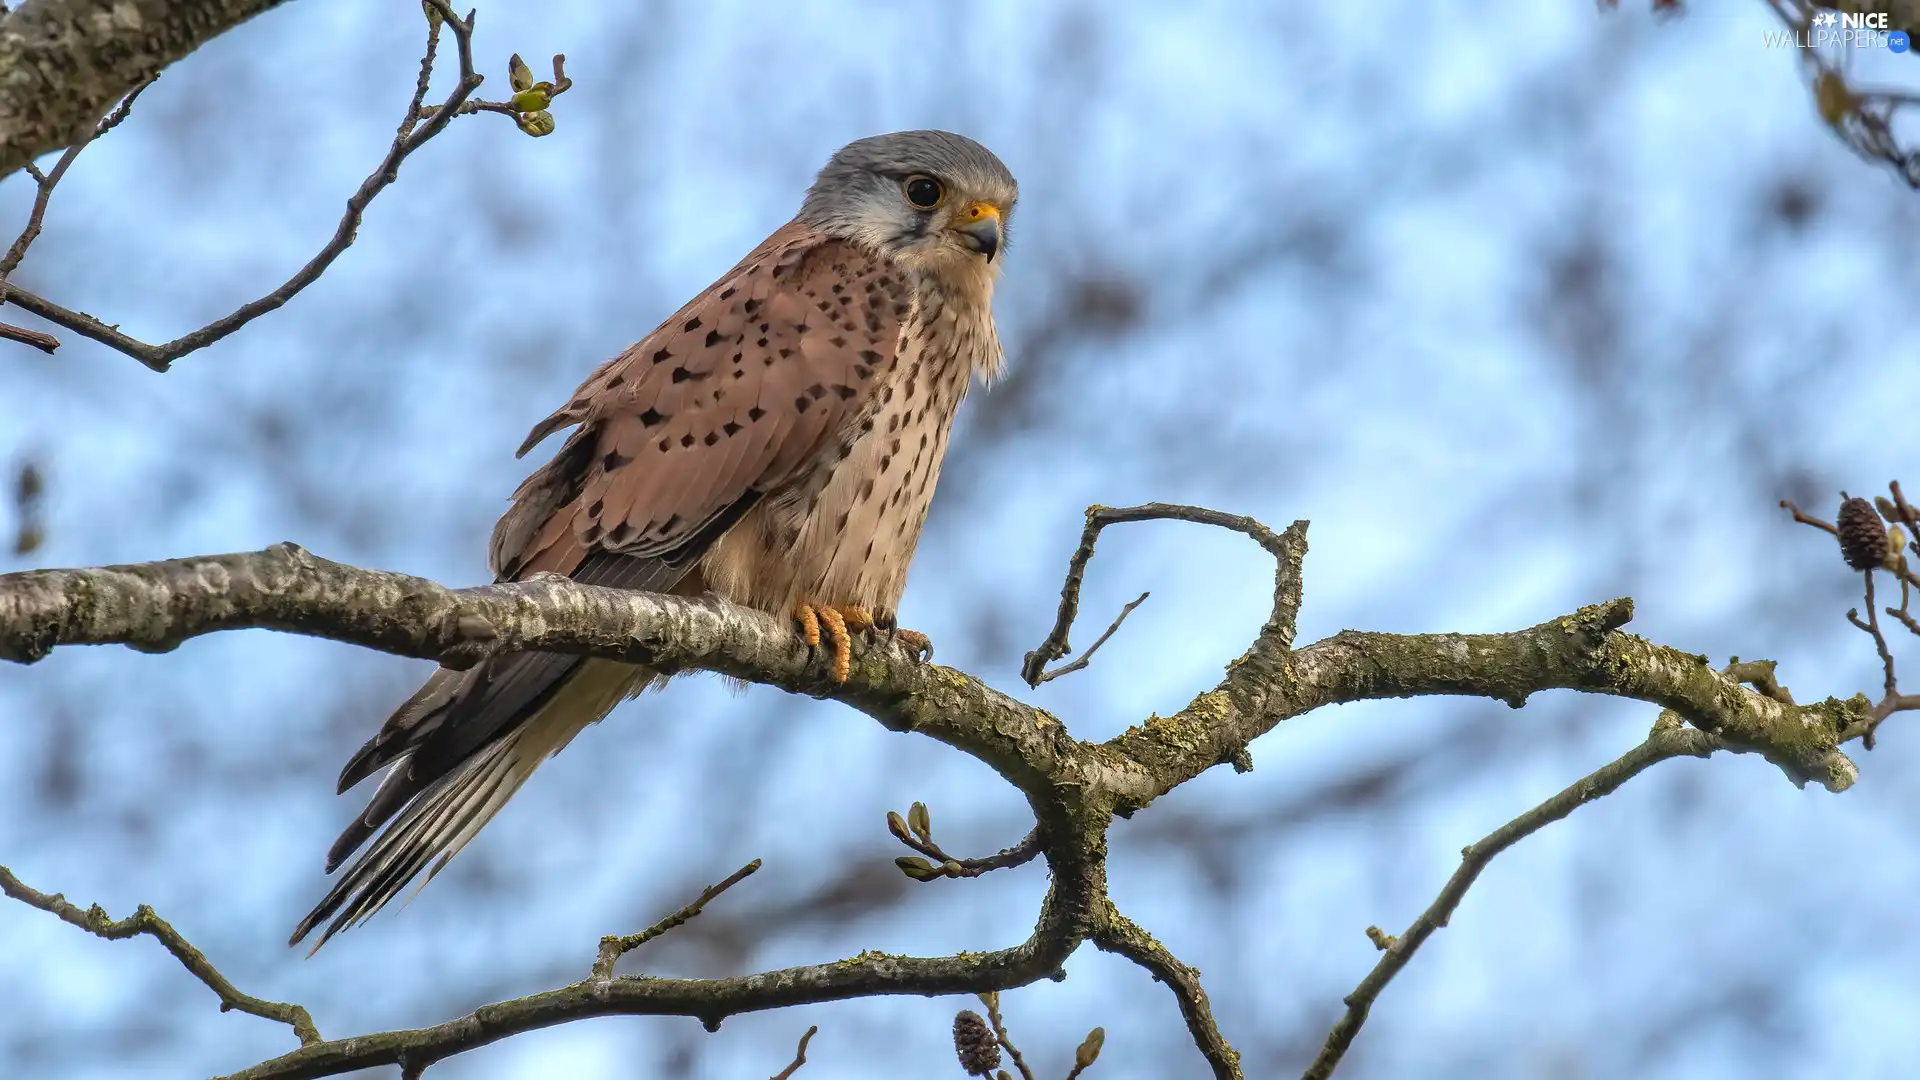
[955,201,1002,262]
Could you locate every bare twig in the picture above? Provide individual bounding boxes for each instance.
[1883,485,1918,630]
[1888,482,1920,605]
[1889,481,1920,551]
[1860,572,1896,699]
[1024,503,1303,687]
[1845,571,1899,749]
[93,79,153,140]
[1724,657,1795,705]
[1094,912,1239,1079]
[1780,497,1839,537]
[593,858,762,979]
[1784,484,1920,742]
[0,5,508,371]
[769,1025,818,1079]
[216,922,1087,1080]
[0,143,79,281]
[0,321,56,353]
[1863,691,1920,730]
[1030,590,1149,684]
[0,864,321,1046]
[395,9,444,144]
[0,77,154,289]
[978,991,1037,1080]
[1763,0,1920,189]
[1299,719,1719,1080]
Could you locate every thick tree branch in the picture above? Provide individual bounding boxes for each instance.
[1016,509,1858,807]
[2,542,1113,1079]
[1102,596,1863,805]
[0,542,1087,797]
[0,506,1880,1077]
[218,932,1082,1080]
[0,0,288,181]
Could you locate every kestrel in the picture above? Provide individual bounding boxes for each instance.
[290,131,1017,951]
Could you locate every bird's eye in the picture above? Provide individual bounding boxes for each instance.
[903,175,945,210]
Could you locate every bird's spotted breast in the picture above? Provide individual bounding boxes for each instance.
[700,274,994,618]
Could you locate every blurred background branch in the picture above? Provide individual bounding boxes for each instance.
[1763,0,1920,183]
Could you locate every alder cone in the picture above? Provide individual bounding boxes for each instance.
[1838,496,1889,572]
[952,1010,1001,1076]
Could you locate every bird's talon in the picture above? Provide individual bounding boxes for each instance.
[794,604,926,679]
[835,604,877,635]
[793,601,822,649]
[817,606,852,683]
[794,602,856,682]
[894,628,934,663]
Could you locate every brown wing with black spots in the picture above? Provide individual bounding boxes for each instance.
[320,223,914,887]
[500,221,915,580]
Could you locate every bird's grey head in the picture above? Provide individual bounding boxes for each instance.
[799,130,1018,275]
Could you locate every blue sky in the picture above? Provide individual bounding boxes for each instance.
[4,3,1920,1078]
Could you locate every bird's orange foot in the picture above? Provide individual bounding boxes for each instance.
[792,604,932,681]
[793,601,867,683]
[874,610,934,664]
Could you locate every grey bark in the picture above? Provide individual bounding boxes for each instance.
[0,525,1878,1079]
[0,0,292,180]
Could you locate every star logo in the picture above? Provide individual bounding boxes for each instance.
[1812,10,1837,26]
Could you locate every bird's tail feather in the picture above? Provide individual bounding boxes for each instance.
[290,658,652,952]
[290,731,530,954]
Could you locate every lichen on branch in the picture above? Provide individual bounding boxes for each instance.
[0,501,1886,1079]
